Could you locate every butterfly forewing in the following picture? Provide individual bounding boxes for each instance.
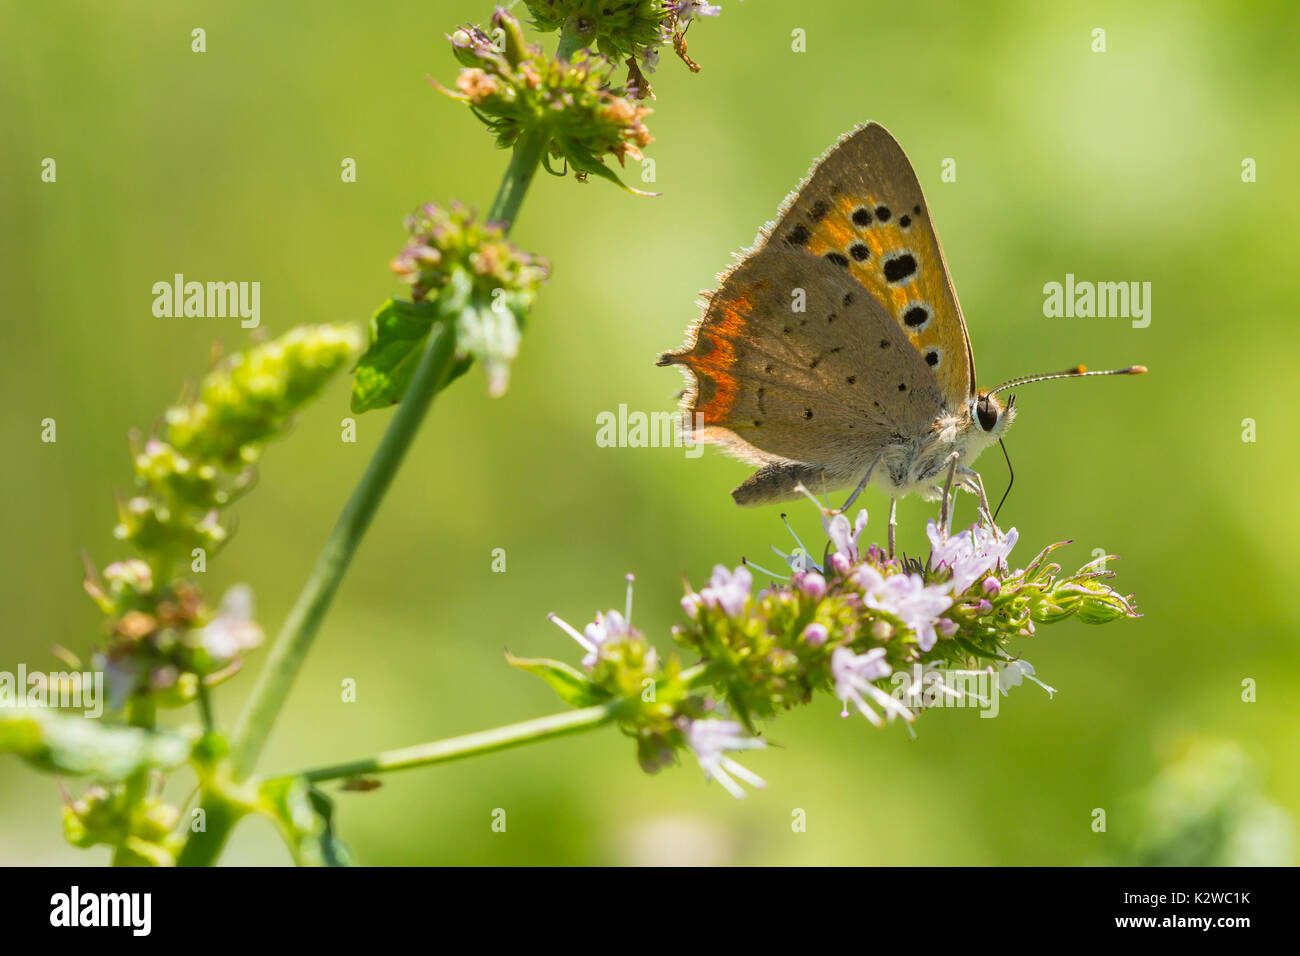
[659,247,942,482]
[762,123,975,408]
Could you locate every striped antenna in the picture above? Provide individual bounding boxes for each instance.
[986,365,1146,397]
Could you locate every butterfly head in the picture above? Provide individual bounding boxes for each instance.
[974,390,1015,438]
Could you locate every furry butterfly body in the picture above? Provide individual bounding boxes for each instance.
[659,123,1142,510]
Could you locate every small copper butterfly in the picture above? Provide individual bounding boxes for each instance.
[658,123,1145,523]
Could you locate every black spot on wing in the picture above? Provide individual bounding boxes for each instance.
[785,224,811,247]
[903,304,931,328]
[883,253,917,283]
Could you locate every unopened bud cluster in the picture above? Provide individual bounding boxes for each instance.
[91,325,361,710]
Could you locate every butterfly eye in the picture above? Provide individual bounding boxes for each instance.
[976,396,1000,432]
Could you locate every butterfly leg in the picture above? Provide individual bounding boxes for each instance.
[957,466,996,534]
[837,453,883,514]
[938,452,961,536]
[887,497,898,558]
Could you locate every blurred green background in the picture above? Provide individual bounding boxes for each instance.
[3,0,1298,865]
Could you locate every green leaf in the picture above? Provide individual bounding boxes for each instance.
[350,296,470,413]
[258,776,354,867]
[505,651,609,707]
[558,137,659,197]
[0,704,192,780]
[953,636,1004,662]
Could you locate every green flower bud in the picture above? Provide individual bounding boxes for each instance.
[101,559,154,609]
[133,440,225,511]
[165,323,362,468]
[113,496,227,563]
[1055,580,1140,624]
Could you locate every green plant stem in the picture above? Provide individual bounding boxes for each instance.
[283,703,620,784]
[111,697,155,867]
[489,127,549,229]
[174,787,248,868]
[226,322,458,781]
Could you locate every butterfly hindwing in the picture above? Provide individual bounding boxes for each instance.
[762,123,975,410]
[658,246,946,501]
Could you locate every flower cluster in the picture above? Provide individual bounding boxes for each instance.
[391,201,549,305]
[386,201,549,398]
[524,0,670,63]
[522,0,735,79]
[520,494,1139,797]
[444,11,654,191]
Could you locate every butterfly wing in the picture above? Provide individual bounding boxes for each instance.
[658,246,946,502]
[761,123,976,409]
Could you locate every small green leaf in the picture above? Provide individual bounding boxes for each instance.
[350,296,470,413]
[953,636,1004,662]
[258,776,354,867]
[0,705,192,780]
[559,138,659,197]
[505,651,609,707]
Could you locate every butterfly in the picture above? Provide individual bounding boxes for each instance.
[658,122,1144,529]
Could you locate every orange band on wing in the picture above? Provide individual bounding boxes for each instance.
[683,292,752,424]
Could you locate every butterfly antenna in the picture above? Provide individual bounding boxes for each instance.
[993,438,1014,522]
[986,365,1146,397]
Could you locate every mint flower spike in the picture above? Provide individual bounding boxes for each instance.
[684,719,766,799]
[86,324,358,716]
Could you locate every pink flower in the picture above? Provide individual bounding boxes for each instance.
[685,720,766,798]
[699,564,753,617]
[832,647,913,726]
[927,520,1020,595]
